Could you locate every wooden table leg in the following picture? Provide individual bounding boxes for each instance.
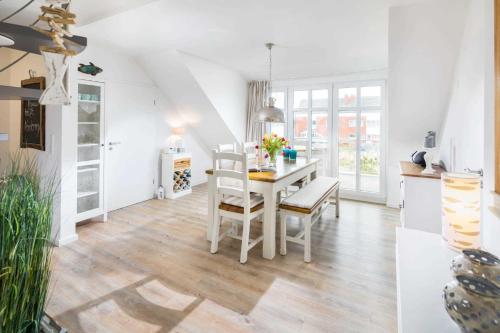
[207,174,215,241]
[262,185,277,259]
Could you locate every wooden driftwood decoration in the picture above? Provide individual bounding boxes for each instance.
[35,3,77,56]
[36,0,79,105]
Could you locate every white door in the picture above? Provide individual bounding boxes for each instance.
[334,81,386,202]
[76,80,105,222]
[105,83,158,211]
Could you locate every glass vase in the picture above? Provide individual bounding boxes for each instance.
[267,149,278,167]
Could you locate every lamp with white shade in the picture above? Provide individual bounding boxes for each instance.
[441,172,481,250]
[0,34,15,47]
[422,131,436,175]
[169,127,185,152]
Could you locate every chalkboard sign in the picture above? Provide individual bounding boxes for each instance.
[21,77,45,151]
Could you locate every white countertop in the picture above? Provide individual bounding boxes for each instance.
[396,227,460,333]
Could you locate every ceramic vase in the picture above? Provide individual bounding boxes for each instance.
[444,274,500,333]
[451,249,500,288]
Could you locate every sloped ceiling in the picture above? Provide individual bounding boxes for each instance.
[2,0,441,80]
[0,0,157,26]
[75,0,440,80]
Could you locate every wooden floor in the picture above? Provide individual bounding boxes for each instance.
[46,184,400,333]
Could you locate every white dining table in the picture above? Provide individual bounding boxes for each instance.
[206,157,318,260]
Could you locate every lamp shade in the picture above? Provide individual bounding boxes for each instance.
[0,34,14,47]
[172,127,185,136]
[441,172,481,250]
[256,97,285,123]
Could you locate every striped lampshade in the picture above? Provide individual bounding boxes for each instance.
[441,173,481,250]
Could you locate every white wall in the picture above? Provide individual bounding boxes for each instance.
[136,49,239,153]
[181,52,247,142]
[1,40,213,245]
[387,0,469,207]
[434,0,498,255]
[482,0,500,255]
[439,0,485,173]
[0,49,47,173]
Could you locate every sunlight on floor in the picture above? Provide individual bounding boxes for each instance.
[78,300,162,333]
[136,279,198,311]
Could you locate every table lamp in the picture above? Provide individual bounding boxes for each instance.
[169,127,185,152]
[422,131,436,175]
[441,172,481,250]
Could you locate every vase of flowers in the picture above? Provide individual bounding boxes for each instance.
[262,133,288,167]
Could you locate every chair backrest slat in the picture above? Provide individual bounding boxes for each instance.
[215,152,244,162]
[241,142,257,159]
[215,169,244,180]
[212,149,250,211]
[218,143,237,153]
[218,185,244,198]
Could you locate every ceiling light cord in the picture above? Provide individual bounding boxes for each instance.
[0,2,58,73]
[266,42,275,99]
[269,44,272,93]
[0,0,35,23]
[0,51,29,72]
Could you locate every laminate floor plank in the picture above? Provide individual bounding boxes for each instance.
[46,183,399,333]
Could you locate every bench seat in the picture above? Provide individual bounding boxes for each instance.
[280,176,339,214]
[279,176,340,262]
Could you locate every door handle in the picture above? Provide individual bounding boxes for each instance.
[464,168,483,177]
[109,141,122,146]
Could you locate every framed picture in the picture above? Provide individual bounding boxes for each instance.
[20,77,45,151]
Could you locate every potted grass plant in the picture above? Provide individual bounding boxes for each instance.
[0,155,57,333]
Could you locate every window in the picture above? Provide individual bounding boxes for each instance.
[288,87,332,175]
[336,82,385,196]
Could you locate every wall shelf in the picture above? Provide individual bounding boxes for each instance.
[78,143,99,147]
[78,100,100,104]
[78,167,99,174]
[77,191,98,199]
[77,160,100,167]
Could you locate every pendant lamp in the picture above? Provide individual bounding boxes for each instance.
[256,43,285,123]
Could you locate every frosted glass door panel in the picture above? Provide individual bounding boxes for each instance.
[77,81,104,219]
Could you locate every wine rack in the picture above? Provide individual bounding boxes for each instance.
[161,152,192,199]
[173,168,191,193]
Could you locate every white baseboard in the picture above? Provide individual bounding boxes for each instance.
[55,234,79,247]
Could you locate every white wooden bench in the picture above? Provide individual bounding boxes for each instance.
[279,176,340,262]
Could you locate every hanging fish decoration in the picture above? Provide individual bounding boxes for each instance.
[78,62,103,76]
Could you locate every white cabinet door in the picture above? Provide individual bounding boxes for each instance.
[105,83,158,211]
[76,80,105,222]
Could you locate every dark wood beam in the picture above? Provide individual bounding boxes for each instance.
[0,22,87,55]
[0,85,41,100]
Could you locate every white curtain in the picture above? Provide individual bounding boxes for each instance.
[246,81,269,142]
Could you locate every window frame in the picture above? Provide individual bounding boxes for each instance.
[334,80,387,201]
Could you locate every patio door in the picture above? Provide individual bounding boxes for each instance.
[285,87,333,176]
[334,81,386,201]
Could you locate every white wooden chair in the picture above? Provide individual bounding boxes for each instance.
[210,150,264,263]
[241,141,257,157]
[218,143,238,153]
[279,176,339,262]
